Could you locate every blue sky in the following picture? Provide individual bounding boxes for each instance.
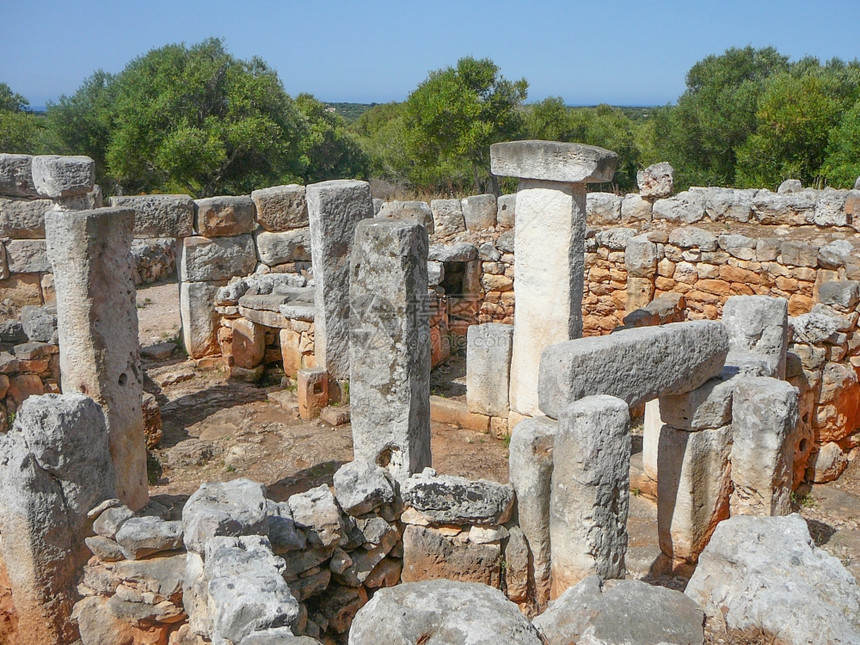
[2,0,859,108]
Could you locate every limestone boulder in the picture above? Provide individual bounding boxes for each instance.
[195,195,256,237]
[652,191,705,224]
[349,580,543,645]
[110,194,195,237]
[430,198,465,237]
[0,153,37,197]
[6,239,49,273]
[637,162,674,198]
[255,228,312,266]
[401,472,514,526]
[0,196,53,237]
[333,460,395,517]
[31,155,94,198]
[462,194,497,231]
[377,200,434,233]
[182,479,269,554]
[722,295,788,378]
[251,184,308,231]
[115,516,183,559]
[401,525,502,587]
[586,192,621,224]
[685,514,860,645]
[287,484,345,548]
[179,234,257,282]
[534,576,704,645]
[778,179,803,194]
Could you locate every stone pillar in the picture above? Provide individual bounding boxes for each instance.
[641,399,661,484]
[731,377,798,516]
[307,179,374,380]
[466,323,513,417]
[508,415,557,609]
[349,219,430,480]
[549,395,630,598]
[0,394,116,643]
[722,295,789,378]
[45,207,149,509]
[490,141,618,416]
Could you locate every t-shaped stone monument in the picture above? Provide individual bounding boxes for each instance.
[490,141,618,416]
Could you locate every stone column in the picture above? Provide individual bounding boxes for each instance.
[466,323,514,417]
[349,219,430,480]
[508,415,557,609]
[490,141,618,416]
[45,207,149,509]
[731,377,798,516]
[549,395,630,598]
[0,394,116,643]
[307,179,374,381]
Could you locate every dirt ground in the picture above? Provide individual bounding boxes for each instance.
[136,281,860,589]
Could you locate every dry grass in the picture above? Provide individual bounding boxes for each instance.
[706,622,788,645]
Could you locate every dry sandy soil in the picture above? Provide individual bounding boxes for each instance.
[136,280,860,589]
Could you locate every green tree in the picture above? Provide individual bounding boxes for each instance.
[352,102,412,185]
[653,46,790,188]
[294,93,369,184]
[402,57,527,193]
[49,38,306,196]
[736,71,844,187]
[822,99,860,187]
[0,83,42,153]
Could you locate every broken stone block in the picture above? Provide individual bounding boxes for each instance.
[350,579,543,644]
[539,320,729,419]
[534,575,704,645]
[31,154,94,198]
[349,219,431,480]
[110,194,195,237]
[179,234,257,282]
[686,514,860,645]
[652,191,706,224]
[401,472,514,526]
[430,198,465,237]
[819,280,860,309]
[401,525,502,587]
[297,367,328,420]
[307,179,373,379]
[115,516,184,559]
[0,393,116,643]
[255,228,312,265]
[0,153,37,197]
[287,484,344,548]
[182,479,269,554]
[659,372,735,431]
[508,415,557,608]
[93,504,135,540]
[637,162,674,198]
[466,323,514,417]
[45,207,148,509]
[231,317,265,369]
[333,460,395,517]
[722,295,789,378]
[20,303,57,342]
[461,193,497,231]
[731,377,798,517]
[625,234,657,278]
[657,424,732,565]
[251,184,308,231]
[320,405,350,426]
[376,200,434,233]
[195,195,256,237]
[550,395,630,598]
[812,441,849,483]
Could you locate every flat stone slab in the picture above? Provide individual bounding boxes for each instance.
[401,471,514,526]
[490,140,618,184]
[538,320,729,418]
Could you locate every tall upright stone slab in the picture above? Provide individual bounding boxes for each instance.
[549,395,630,599]
[466,323,514,417]
[0,394,116,643]
[349,219,431,480]
[45,207,149,509]
[307,180,373,380]
[491,141,618,416]
[508,416,558,609]
[731,377,798,516]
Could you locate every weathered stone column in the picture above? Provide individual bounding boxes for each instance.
[731,377,798,516]
[508,415,557,609]
[45,207,149,509]
[549,395,630,598]
[490,141,618,416]
[0,394,116,643]
[307,179,374,380]
[466,323,514,417]
[349,219,431,480]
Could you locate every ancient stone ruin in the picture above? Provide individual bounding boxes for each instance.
[0,147,858,644]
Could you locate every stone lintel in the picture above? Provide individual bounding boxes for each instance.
[490,140,618,184]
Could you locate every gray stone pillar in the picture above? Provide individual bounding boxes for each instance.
[549,395,630,598]
[490,141,618,416]
[307,179,374,380]
[466,323,514,417]
[0,394,116,643]
[731,377,798,516]
[45,207,149,509]
[508,415,557,609]
[349,219,430,480]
